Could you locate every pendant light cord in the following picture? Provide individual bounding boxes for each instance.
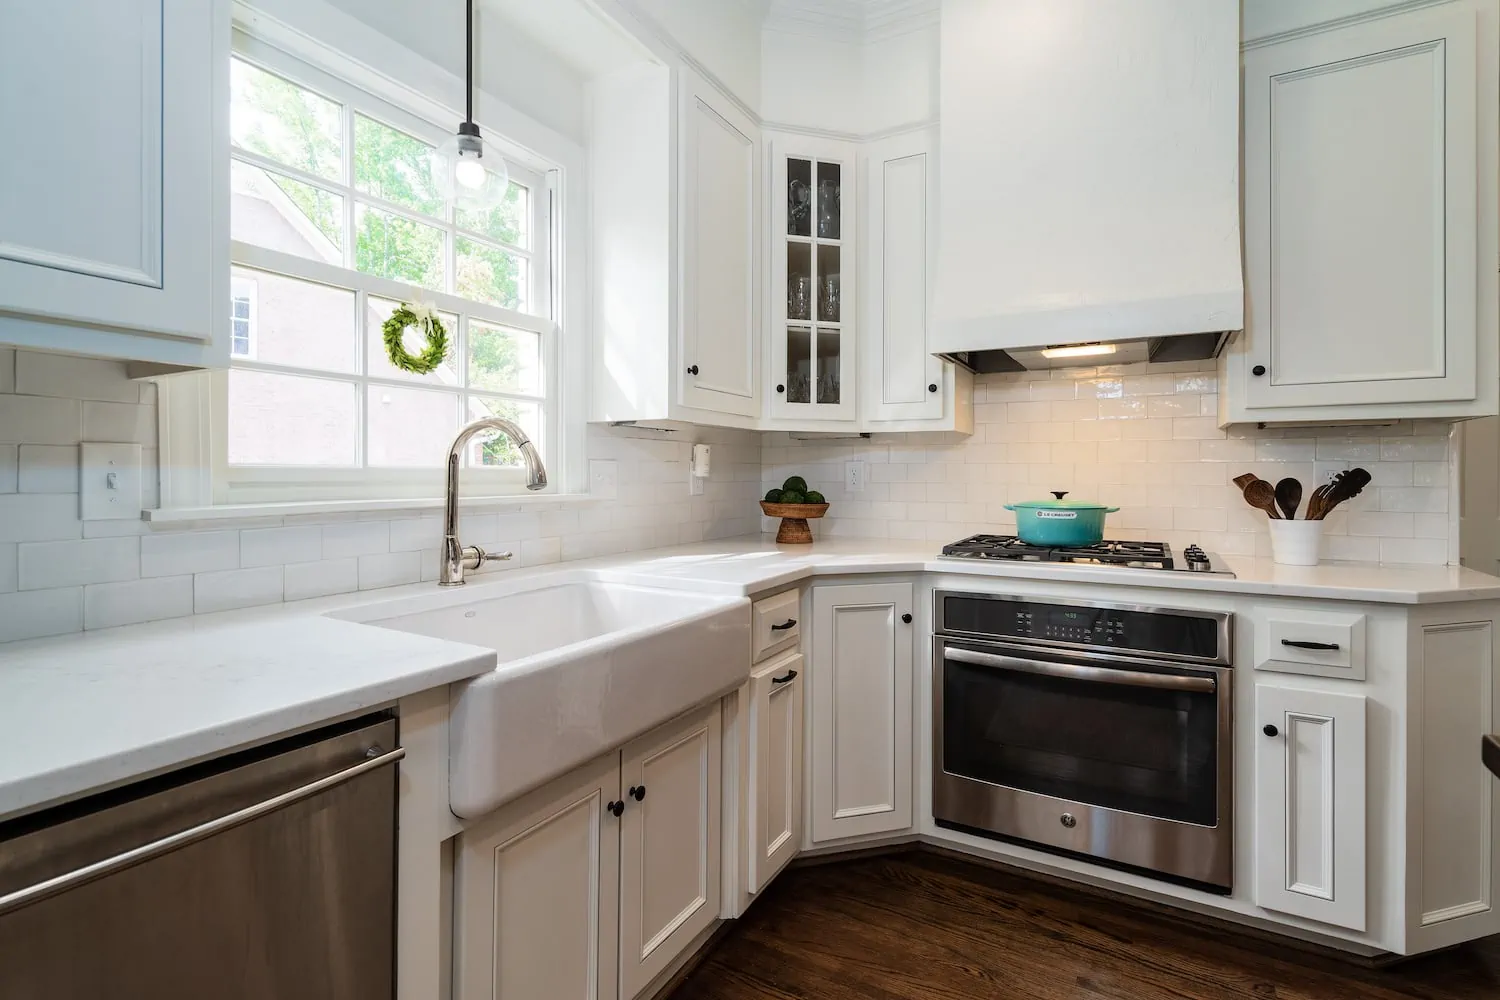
[465,0,474,125]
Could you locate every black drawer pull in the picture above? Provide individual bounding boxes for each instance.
[1281,639,1340,651]
[771,619,797,631]
[607,800,624,817]
[772,669,798,685]
[1263,724,1279,738]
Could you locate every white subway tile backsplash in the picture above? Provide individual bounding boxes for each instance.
[17,445,78,493]
[0,446,15,493]
[0,587,83,642]
[85,575,194,630]
[195,566,284,613]
[285,558,360,601]
[241,525,324,567]
[18,537,139,590]
[82,401,156,446]
[1382,436,1450,462]
[0,349,14,393]
[0,396,81,445]
[15,351,140,403]
[322,521,390,559]
[0,494,83,543]
[358,551,421,590]
[0,543,15,593]
[141,530,240,577]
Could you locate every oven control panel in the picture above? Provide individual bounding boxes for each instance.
[938,593,1227,663]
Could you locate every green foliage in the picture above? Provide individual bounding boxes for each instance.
[782,475,809,494]
[764,488,785,503]
[381,307,449,374]
[780,491,807,505]
[804,490,826,505]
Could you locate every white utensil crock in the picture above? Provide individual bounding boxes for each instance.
[1268,519,1323,566]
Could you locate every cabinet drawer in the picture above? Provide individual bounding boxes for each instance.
[1253,608,1366,680]
[752,589,801,661]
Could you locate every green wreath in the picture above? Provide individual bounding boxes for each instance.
[382,304,449,374]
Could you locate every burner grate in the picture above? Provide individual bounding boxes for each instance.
[940,535,1175,569]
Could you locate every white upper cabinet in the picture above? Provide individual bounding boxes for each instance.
[590,61,760,428]
[680,68,761,420]
[1223,0,1500,424]
[767,133,857,424]
[0,0,229,370]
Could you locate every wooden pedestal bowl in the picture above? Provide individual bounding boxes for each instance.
[759,501,831,544]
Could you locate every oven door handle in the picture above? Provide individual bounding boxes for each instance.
[944,646,1217,693]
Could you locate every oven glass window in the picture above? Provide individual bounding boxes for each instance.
[942,652,1219,826]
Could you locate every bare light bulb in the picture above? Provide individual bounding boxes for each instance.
[454,157,487,190]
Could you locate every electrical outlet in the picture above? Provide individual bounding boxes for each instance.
[589,460,618,500]
[845,460,867,493]
[688,464,704,496]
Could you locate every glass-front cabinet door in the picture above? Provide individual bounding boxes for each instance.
[769,137,856,421]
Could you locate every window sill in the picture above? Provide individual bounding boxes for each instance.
[142,492,601,524]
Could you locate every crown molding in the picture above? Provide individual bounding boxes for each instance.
[763,0,937,42]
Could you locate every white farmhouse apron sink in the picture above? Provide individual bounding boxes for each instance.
[330,570,750,819]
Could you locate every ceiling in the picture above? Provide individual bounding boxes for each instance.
[479,0,650,78]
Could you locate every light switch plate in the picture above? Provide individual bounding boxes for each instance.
[81,443,143,521]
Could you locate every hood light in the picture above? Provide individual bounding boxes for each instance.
[1040,343,1117,360]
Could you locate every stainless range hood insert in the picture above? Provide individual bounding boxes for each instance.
[940,331,1234,374]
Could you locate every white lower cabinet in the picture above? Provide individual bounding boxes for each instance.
[619,705,722,998]
[747,651,803,892]
[456,702,721,1000]
[809,582,916,843]
[1253,683,1368,932]
[455,753,621,1000]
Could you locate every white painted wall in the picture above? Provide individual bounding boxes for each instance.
[322,0,589,142]
[760,23,938,134]
[631,0,768,110]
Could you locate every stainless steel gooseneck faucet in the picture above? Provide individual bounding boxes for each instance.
[440,417,548,586]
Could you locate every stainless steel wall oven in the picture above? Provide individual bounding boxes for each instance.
[933,591,1234,891]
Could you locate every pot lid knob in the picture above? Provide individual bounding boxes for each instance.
[1051,491,1068,500]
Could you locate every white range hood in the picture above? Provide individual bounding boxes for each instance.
[932,0,1244,371]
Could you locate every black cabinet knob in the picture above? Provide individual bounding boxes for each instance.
[901,613,913,624]
[629,785,646,801]
[607,800,624,817]
[1263,724,1279,738]
[1252,365,1267,377]
[687,365,699,375]
[776,384,785,393]
[928,383,938,393]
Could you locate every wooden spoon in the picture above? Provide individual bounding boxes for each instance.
[1274,478,1303,520]
[1232,473,1260,491]
[1243,478,1283,519]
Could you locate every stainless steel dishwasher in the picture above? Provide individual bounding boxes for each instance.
[0,714,402,1000]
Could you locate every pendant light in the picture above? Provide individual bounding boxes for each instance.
[429,0,509,212]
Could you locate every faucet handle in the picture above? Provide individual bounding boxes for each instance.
[461,545,486,571]
[491,551,514,562]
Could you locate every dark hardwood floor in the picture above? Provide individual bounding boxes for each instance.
[668,851,1500,1000]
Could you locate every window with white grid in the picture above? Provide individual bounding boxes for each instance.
[222,40,556,502]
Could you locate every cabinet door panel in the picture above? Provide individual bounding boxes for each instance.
[620,704,722,998]
[750,652,803,891]
[1243,5,1478,407]
[810,583,915,843]
[865,130,943,422]
[455,754,620,1000]
[681,72,758,418]
[0,0,225,352]
[1253,684,1367,931]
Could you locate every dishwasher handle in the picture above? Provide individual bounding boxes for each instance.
[0,745,405,918]
[944,645,1217,693]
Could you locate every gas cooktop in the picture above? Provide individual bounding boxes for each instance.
[939,535,1234,576]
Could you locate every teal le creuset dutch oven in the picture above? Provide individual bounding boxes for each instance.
[1004,491,1120,547]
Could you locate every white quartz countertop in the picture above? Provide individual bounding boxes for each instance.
[0,616,495,821]
[4,534,1498,823]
